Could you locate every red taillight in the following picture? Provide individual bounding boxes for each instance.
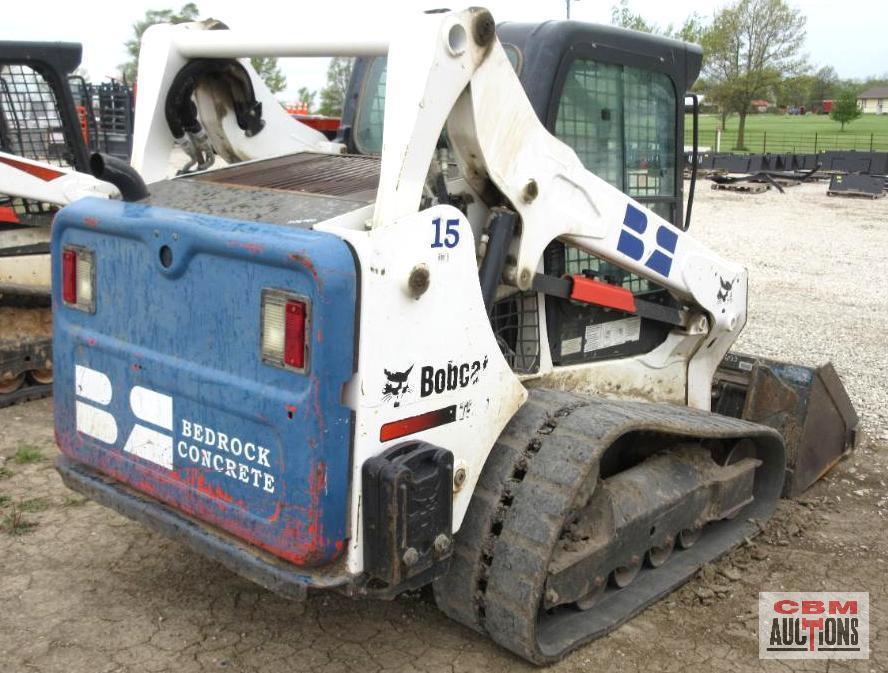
[61,246,95,312]
[284,300,306,369]
[62,249,77,304]
[261,290,310,372]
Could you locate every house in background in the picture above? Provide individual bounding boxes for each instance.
[750,99,771,113]
[858,87,888,114]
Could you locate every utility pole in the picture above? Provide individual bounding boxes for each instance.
[565,0,580,19]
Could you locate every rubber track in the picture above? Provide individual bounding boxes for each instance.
[0,381,52,409]
[434,388,784,664]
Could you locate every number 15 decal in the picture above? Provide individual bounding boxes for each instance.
[431,217,460,249]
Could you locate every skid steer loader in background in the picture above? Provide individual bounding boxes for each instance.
[51,8,858,664]
[0,42,119,406]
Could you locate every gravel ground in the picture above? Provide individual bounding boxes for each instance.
[695,181,888,440]
[1,179,886,672]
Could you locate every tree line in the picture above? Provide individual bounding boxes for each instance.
[117,2,881,135]
[611,0,880,144]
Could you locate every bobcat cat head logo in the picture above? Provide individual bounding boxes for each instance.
[716,275,735,303]
[382,365,414,407]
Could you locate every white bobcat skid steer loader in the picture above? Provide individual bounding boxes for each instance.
[52,8,856,665]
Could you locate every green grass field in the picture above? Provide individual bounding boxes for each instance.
[684,113,888,153]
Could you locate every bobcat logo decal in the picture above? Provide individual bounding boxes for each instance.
[382,365,414,407]
[616,203,678,278]
[716,275,736,304]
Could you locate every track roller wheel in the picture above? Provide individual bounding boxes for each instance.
[646,536,675,568]
[573,576,606,610]
[0,374,25,395]
[28,368,53,385]
[678,527,702,549]
[612,557,642,588]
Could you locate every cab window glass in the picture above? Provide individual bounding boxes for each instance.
[353,48,522,155]
[354,57,387,154]
[555,61,624,189]
[555,59,676,220]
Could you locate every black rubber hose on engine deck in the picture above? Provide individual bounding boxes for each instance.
[89,153,149,202]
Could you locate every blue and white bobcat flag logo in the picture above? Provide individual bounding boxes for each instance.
[75,364,173,469]
[74,364,279,493]
[617,203,678,278]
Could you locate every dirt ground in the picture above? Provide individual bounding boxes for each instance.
[1,180,886,672]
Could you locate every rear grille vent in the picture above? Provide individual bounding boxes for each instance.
[193,152,380,201]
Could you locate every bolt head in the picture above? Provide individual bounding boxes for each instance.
[521,179,539,203]
[407,264,430,299]
[472,9,496,46]
[402,547,420,567]
[453,467,467,490]
[519,268,532,289]
[434,534,451,554]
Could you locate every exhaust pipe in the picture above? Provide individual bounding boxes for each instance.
[89,153,149,202]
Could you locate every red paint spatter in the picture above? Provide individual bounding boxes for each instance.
[86,337,97,346]
[273,460,333,565]
[95,456,163,500]
[288,253,318,281]
[310,376,325,436]
[302,462,328,563]
[60,428,345,567]
[286,404,298,414]
[267,501,283,523]
[227,240,264,255]
[173,467,235,506]
[83,216,99,228]
[132,475,162,499]
[315,328,323,344]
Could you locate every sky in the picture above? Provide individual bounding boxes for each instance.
[2,0,886,102]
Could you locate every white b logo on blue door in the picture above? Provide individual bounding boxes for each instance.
[75,364,173,469]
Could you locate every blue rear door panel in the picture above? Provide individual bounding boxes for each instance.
[52,197,356,566]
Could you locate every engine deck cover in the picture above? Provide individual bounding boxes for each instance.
[142,153,381,227]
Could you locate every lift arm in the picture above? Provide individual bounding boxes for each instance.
[130,8,747,409]
[369,8,746,409]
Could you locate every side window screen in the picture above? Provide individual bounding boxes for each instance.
[555,58,676,220]
[354,57,387,155]
[1,64,72,167]
[551,58,676,299]
[624,67,676,220]
[1,64,79,217]
[555,61,624,189]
